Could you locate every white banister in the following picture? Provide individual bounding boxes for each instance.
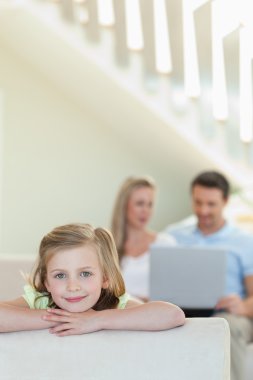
[2,0,253,150]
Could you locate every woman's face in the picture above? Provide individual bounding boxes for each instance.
[126,186,155,229]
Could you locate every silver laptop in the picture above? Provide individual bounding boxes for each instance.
[149,246,227,308]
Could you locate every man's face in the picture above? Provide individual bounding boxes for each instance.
[192,185,228,233]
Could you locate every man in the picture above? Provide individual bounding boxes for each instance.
[166,171,253,380]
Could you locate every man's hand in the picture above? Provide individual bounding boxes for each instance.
[42,308,102,336]
[215,294,247,316]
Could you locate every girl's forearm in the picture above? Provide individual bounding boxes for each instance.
[0,303,57,332]
[99,302,185,331]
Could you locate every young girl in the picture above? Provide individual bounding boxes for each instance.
[0,223,185,336]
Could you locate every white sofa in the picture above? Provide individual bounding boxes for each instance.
[0,254,36,301]
[0,254,249,380]
[0,318,229,380]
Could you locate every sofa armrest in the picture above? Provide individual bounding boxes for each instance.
[0,318,230,380]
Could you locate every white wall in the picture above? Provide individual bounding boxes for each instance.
[0,45,196,255]
[0,0,251,256]
[0,89,3,247]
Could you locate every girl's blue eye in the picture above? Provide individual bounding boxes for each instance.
[55,273,66,279]
[80,271,91,277]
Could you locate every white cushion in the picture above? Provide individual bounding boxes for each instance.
[0,318,230,380]
[245,343,253,380]
[0,254,230,379]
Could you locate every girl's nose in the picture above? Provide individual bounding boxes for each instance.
[67,279,81,292]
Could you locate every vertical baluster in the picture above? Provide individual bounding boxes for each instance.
[182,0,201,98]
[194,2,213,139]
[194,1,212,90]
[239,26,253,143]
[154,0,172,75]
[139,0,156,86]
[212,1,228,121]
[113,0,129,66]
[165,0,184,86]
[61,0,74,21]
[85,0,100,42]
[212,0,240,121]
[223,28,240,156]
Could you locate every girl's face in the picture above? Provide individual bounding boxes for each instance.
[126,186,155,230]
[45,245,108,312]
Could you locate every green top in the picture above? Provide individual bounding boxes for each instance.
[22,284,129,310]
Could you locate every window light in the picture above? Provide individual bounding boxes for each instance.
[182,0,210,98]
[97,0,115,26]
[125,0,144,50]
[154,0,172,74]
[212,0,240,120]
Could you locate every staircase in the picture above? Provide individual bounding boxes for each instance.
[1,0,253,188]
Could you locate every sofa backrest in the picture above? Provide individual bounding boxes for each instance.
[0,318,230,380]
[0,254,36,300]
[0,254,230,379]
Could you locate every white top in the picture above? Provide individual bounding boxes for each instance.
[121,233,176,299]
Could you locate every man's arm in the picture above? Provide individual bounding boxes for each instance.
[0,298,59,332]
[216,275,253,317]
[243,275,253,317]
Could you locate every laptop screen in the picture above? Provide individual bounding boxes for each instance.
[149,246,227,309]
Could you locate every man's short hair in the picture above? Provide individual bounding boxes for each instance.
[191,171,230,199]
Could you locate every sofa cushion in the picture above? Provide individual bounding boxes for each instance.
[0,318,230,380]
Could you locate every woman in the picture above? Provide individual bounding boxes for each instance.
[111,176,176,301]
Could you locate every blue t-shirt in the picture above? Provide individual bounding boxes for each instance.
[166,222,253,298]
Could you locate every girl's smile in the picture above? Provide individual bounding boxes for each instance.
[64,296,87,303]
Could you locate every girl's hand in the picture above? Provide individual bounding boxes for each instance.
[42,308,102,336]
[42,301,185,336]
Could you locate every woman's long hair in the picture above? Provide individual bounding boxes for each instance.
[111,176,156,261]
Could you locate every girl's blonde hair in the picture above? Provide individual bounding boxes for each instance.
[32,223,125,310]
[111,176,156,261]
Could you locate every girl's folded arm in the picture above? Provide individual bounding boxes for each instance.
[99,300,185,331]
[43,300,185,336]
[0,298,58,333]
